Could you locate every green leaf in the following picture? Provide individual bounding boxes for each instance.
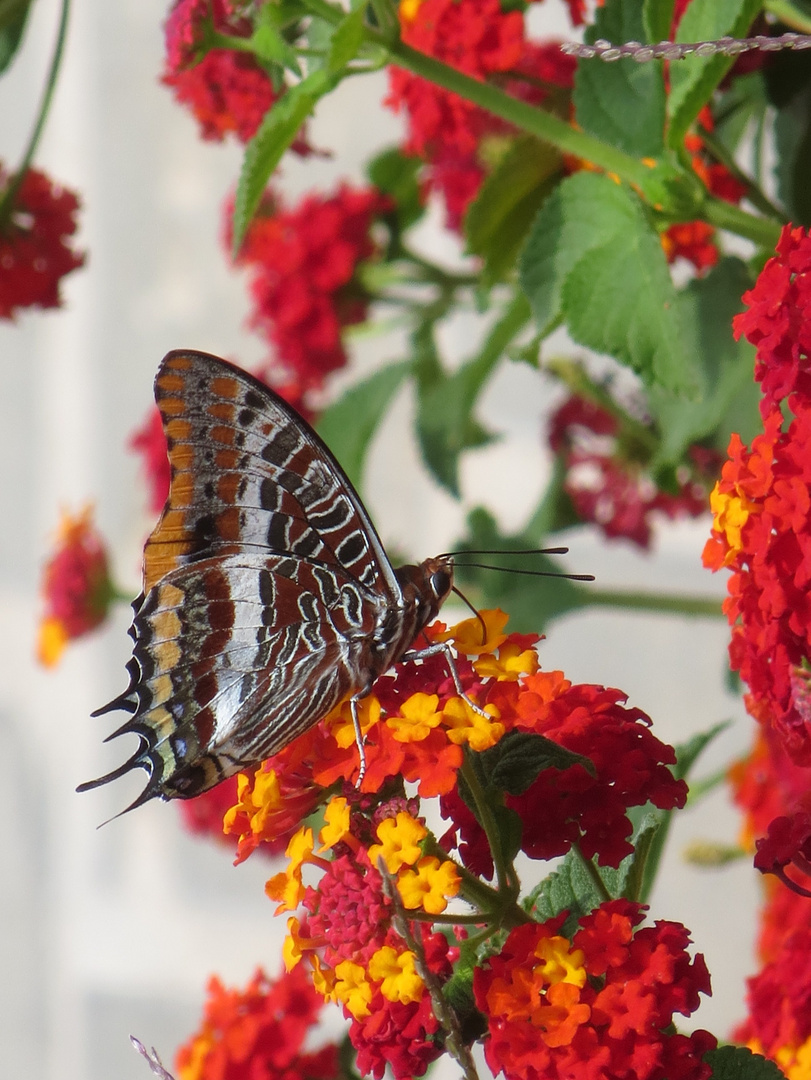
[522,173,697,394]
[465,136,563,285]
[326,6,365,73]
[715,71,769,155]
[769,45,811,224]
[706,1046,786,1080]
[250,24,301,71]
[528,850,605,929]
[643,0,675,43]
[414,294,530,495]
[453,507,592,633]
[575,0,666,158]
[366,147,425,233]
[477,730,595,796]
[520,171,630,338]
[315,361,412,490]
[529,814,663,922]
[609,813,660,903]
[562,226,696,395]
[232,70,333,255]
[674,721,729,782]
[0,0,30,75]
[667,0,763,150]
[648,257,757,468]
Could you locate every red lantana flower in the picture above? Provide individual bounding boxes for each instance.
[231,184,389,394]
[704,404,811,766]
[662,221,719,274]
[0,165,84,320]
[754,812,811,896]
[130,406,170,515]
[550,394,713,549]
[38,506,113,666]
[735,924,811,1077]
[174,965,339,1080]
[474,901,715,1080]
[733,224,811,416]
[386,0,575,229]
[163,0,298,146]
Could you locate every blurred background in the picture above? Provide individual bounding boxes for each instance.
[0,0,759,1077]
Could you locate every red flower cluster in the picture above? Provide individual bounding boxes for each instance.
[232,184,389,398]
[37,506,113,666]
[475,901,715,1080]
[733,224,811,416]
[0,165,84,320]
[735,919,811,1077]
[386,1,575,228]
[130,406,171,515]
[162,0,277,143]
[441,673,687,877]
[223,613,685,874]
[174,965,339,1080]
[549,395,713,549]
[703,404,811,767]
[294,847,454,1079]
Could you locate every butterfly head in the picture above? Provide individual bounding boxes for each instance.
[394,554,454,634]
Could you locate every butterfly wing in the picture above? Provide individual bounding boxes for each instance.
[143,349,403,595]
[82,350,406,807]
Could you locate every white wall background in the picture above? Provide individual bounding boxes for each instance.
[0,2,761,1078]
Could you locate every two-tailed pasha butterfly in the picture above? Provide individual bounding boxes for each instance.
[79,350,463,810]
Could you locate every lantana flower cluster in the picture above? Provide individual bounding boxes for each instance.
[386,0,576,228]
[0,164,85,320]
[162,0,278,145]
[205,610,705,1079]
[231,183,390,404]
[175,964,340,1080]
[37,506,114,666]
[475,902,715,1080]
[549,394,715,550]
[705,226,811,770]
[706,224,811,1074]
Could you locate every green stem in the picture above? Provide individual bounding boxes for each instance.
[703,194,782,248]
[0,0,71,226]
[587,588,724,619]
[383,41,656,188]
[459,754,511,895]
[298,0,663,186]
[764,0,811,33]
[698,126,788,226]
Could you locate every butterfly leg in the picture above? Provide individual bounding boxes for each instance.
[400,642,491,720]
[350,695,368,787]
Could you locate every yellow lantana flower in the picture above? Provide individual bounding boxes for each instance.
[368,811,427,873]
[387,692,443,742]
[333,960,373,1019]
[442,696,504,751]
[397,855,461,914]
[368,946,424,1004]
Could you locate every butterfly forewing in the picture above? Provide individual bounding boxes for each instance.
[144,351,401,594]
[81,350,451,809]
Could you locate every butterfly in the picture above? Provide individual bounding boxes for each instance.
[79,350,458,811]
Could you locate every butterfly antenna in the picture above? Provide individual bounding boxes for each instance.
[451,585,488,646]
[441,545,595,583]
[454,562,594,582]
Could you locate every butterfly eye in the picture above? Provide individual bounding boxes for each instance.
[430,569,451,598]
